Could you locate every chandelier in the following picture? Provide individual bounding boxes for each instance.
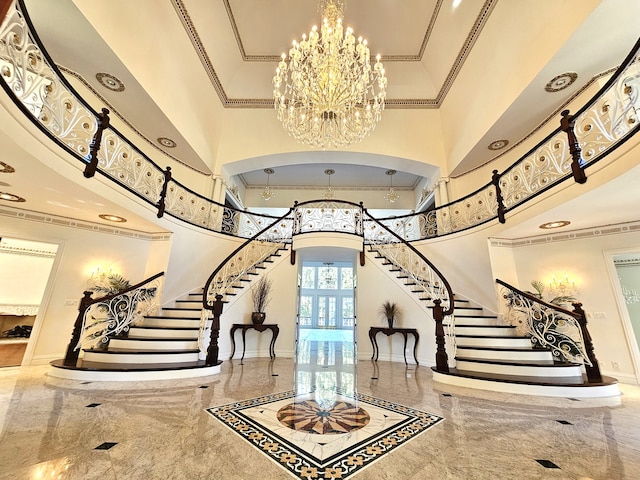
[261,168,275,201]
[384,169,399,203]
[322,169,335,199]
[273,0,387,149]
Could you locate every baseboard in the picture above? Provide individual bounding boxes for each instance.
[28,354,60,366]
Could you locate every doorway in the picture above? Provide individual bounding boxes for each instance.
[0,237,58,367]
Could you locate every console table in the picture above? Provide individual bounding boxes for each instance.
[369,327,419,365]
[230,323,279,362]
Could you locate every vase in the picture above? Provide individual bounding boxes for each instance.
[252,312,266,325]
[386,317,394,329]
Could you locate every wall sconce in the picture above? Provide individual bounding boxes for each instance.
[549,274,578,298]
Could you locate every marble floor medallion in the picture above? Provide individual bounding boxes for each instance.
[206,390,444,479]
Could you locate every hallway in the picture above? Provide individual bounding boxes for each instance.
[1,348,639,479]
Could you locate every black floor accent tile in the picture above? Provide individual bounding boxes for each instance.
[81,381,92,384]
[370,377,378,380]
[86,403,101,408]
[556,419,573,425]
[271,374,279,376]
[442,393,452,397]
[95,442,118,450]
[567,397,581,401]
[199,385,209,389]
[536,459,560,469]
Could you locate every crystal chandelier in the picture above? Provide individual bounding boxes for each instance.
[273,0,387,149]
[384,169,399,203]
[260,168,275,201]
[322,169,335,199]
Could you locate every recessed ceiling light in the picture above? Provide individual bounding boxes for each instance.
[539,220,570,229]
[0,191,25,202]
[545,72,577,93]
[99,214,127,223]
[488,139,509,151]
[0,161,15,173]
[95,72,125,92]
[157,137,177,148]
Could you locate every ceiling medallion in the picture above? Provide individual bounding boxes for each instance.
[539,220,570,229]
[273,0,387,149]
[95,73,125,92]
[0,161,15,173]
[488,139,509,151]
[0,191,25,202]
[157,137,177,148]
[545,72,578,93]
[99,214,127,223]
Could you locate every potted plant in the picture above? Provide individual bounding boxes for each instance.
[251,276,272,324]
[379,300,399,329]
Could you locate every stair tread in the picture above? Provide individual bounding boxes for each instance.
[455,357,580,367]
[132,325,199,330]
[51,359,216,372]
[116,337,198,342]
[434,367,610,386]
[84,348,200,354]
[455,334,526,339]
[457,346,538,352]
[449,324,515,328]
[455,314,498,318]
[161,307,201,311]
[144,316,201,320]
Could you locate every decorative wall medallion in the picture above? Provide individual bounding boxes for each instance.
[0,161,15,173]
[157,137,177,148]
[95,72,125,92]
[99,214,127,223]
[545,72,578,92]
[0,192,25,202]
[488,139,509,150]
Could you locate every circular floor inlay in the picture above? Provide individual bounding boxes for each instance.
[277,400,370,435]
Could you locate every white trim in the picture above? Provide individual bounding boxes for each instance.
[47,364,221,382]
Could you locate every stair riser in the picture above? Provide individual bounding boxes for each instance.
[455,360,583,378]
[455,308,493,316]
[158,309,202,318]
[129,327,199,339]
[143,318,201,328]
[455,337,532,348]
[451,326,516,337]
[452,317,500,326]
[456,348,554,363]
[108,339,199,350]
[83,351,199,364]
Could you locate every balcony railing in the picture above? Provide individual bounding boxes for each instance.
[0,1,639,242]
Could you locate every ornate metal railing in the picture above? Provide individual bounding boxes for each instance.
[363,209,455,372]
[292,200,364,236]
[1,1,639,245]
[496,279,602,382]
[62,272,164,366]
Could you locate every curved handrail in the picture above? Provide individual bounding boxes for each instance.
[201,207,295,310]
[84,271,165,309]
[495,278,592,367]
[0,1,639,244]
[292,199,364,237]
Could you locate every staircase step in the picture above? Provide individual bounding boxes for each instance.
[109,338,199,351]
[143,317,201,328]
[455,357,583,377]
[450,325,516,337]
[129,326,199,338]
[157,307,201,318]
[446,316,500,326]
[455,346,554,363]
[83,349,200,364]
[455,335,532,348]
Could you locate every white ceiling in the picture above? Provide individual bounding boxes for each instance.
[1,0,639,237]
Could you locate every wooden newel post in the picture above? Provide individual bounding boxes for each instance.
[491,169,506,224]
[572,302,602,383]
[84,108,110,178]
[432,299,449,372]
[206,294,224,366]
[63,290,94,366]
[157,166,172,218]
[560,109,587,184]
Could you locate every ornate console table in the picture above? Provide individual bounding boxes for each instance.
[230,323,279,362]
[369,327,419,365]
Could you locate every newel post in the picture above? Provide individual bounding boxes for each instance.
[432,299,449,372]
[572,302,602,383]
[84,108,110,178]
[157,166,172,218]
[491,169,506,224]
[560,110,587,184]
[206,294,224,366]
[63,290,94,366]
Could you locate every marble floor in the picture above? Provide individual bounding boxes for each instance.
[1,335,640,479]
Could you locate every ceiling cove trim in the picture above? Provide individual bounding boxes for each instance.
[244,185,417,192]
[489,220,640,248]
[0,244,56,258]
[57,66,211,176]
[450,67,619,178]
[0,206,171,242]
[171,0,497,110]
